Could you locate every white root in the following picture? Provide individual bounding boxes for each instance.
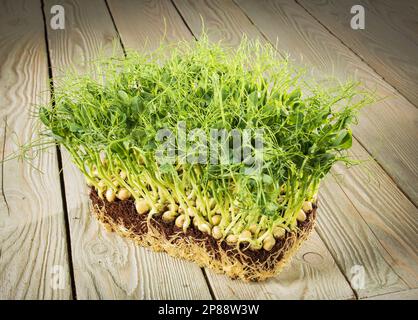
[105,189,116,202]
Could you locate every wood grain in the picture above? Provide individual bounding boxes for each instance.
[364,288,418,300]
[375,0,418,46]
[173,0,417,298]
[236,0,418,208]
[44,0,211,299]
[107,0,193,52]
[173,0,261,46]
[333,140,418,288]
[318,176,408,298]
[173,0,356,299]
[0,0,72,299]
[297,0,418,108]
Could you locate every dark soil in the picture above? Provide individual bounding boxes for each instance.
[89,188,316,267]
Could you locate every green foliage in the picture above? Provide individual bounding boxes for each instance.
[39,36,374,236]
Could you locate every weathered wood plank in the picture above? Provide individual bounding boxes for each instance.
[364,288,418,300]
[108,0,193,51]
[297,0,418,108]
[0,0,72,299]
[318,176,408,297]
[173,0,355,299]
[373,0,418,46]
[173,0,416,298]
[44,0,211,299]
[333,140,418,289]
[236,0,418,206]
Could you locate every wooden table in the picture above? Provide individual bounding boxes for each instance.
[0,0,417,300]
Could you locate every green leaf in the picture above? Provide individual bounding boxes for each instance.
[131,96,144,114]
[69,123,82,133]
[39,107,50,126]
[118,90,130,104]
[262,174,274,185]
[332,129,352,150]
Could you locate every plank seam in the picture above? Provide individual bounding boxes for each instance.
[294,0,418,110]
[104,0,127,57]
[41,0,77,300]
[170,0,197,39]
[1,118,11,216]
[201,268,217,300]
[329,173,411,291]
[348,138,417,210]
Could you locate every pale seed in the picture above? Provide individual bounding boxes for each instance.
[175,215,185,228]
[198,222,211,234]
[297,209,307,222]
[162,211,175,223]
[302,201,313,213]
[117,188,131,201]
[211,214,222,226]
[263,234,276,251]
[273,226,286,239]
[212,226,223,240]
[135,199,150,214]
[105,189,116,202]
[226,234,238,244]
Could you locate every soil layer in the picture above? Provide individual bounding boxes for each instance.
[89,188,317,281]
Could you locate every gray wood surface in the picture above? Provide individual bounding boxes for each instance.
[0,0,416,300]
[297,0,418,108]
[0,0,72,299]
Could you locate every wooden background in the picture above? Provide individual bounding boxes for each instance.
[0,0,417,300]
